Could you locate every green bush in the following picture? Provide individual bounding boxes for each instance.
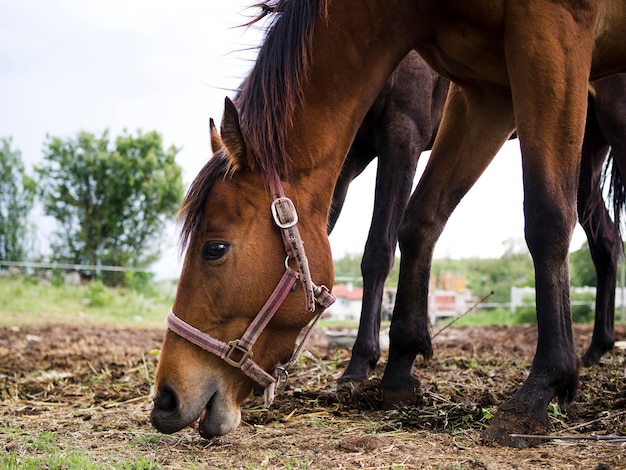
[512,306,536,324]
[571,303,594,323]
[86,280,113,307]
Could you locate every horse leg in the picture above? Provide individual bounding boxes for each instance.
[580,75,626,365]
[337,58,447,383]
[327,141,376,234]
[380,83,515,406]
[578,94,618,367]
[485,7,595,447]
[328,141,382,384]
[338,121,424,383]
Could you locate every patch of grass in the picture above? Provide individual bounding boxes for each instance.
[318,318,360,329]
[0,428,163,469]
[447,306,545,326]
[2,449,92,470]
[0,275,175,328]
[445,307,518,326]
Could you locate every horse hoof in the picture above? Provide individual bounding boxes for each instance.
[581,346,611,367]
[337,372,369,384]
[338,361,376,384]
[381,383,422,409]
[483,409,551,448]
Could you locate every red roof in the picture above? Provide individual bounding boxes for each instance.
[332,284,363,301]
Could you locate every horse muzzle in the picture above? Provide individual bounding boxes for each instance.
[197,391,241,438]
[150,381,241,437]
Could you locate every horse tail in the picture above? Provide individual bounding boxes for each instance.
[601,148,626,253]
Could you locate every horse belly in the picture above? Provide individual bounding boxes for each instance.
[418,22,509,87]
[442,0,505,29]
[592,0,626,77]
[413,1,509,86]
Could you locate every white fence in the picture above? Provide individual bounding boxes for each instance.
[511,285,626,309]
[0,260,150,273]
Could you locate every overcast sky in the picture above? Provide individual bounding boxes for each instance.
[0,1,587,278]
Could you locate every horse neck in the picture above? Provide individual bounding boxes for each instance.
[284,0,421,210]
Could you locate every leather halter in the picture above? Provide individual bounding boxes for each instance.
[166,171,335,406]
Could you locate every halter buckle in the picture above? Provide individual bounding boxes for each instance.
[271,197,298,229]
[224,340,253,368]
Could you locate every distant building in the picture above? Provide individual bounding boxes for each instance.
[428,289,473,323]
[428,271,472,323]
[327,271,472,324]
[437,271,468,292]
[382,285,472,325]
[326,283,363,321]
[510,285,600,311]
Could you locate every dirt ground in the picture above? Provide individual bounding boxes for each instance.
[1,322,625,469]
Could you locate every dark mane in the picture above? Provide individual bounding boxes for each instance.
[178,1,328,249]
[238,0,328,180]
[178,154,231,251]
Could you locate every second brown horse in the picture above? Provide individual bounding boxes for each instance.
[330,51,626,385]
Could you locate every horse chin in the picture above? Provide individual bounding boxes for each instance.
[197,390,241,438]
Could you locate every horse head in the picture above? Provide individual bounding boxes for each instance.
[150,98,335,438]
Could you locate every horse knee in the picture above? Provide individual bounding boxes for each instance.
[361,239,395,276]
[525,205,576,263]
[397,214,439,258]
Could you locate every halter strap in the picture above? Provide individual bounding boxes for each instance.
[166,171,335,406]
[269,171,317,312]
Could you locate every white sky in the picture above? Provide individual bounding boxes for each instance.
[0,1,587,279]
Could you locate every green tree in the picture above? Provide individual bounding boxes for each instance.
[569,241,596,287]
[431,250,535,304]
[333,253,365,286]
[0,138,36,261]
[36,130,184,285]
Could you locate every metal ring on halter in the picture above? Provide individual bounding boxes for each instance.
[284,257,299,291]
[274,367,289,389]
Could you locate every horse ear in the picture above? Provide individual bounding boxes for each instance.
[220,97,249,170]
[209,118,223,154]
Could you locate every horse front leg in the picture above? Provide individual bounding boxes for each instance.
[328,142,382,384]
[485,4,595,447]
[339,120,423,383]
[380,83,515,406]
[338,59,446,384]
[327,144,375,234]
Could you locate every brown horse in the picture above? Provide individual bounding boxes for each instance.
[331,53,626,383]
[151,0,626,446]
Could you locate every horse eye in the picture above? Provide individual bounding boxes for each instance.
[202,242,229,261]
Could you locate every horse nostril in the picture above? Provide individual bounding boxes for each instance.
[153,384,178,413]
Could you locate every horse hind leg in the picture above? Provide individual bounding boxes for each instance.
[580,74,626,365]
[579,167,619,367]
[578,99,618,367]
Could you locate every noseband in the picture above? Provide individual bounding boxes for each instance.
[166,170,335,406]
